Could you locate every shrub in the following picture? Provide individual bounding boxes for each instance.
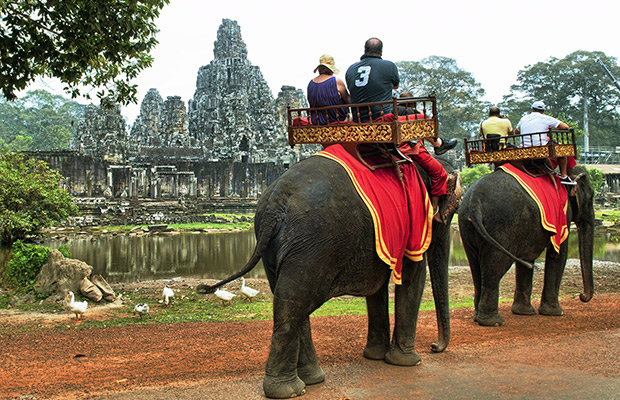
[460,164,492,192]
[586,167,605,197]
[0,151,78,245]
[3,240,50,293]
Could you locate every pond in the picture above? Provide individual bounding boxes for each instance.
[1,227,618,284]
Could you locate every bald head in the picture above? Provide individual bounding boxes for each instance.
[364,38,383,56]
[489,106,500,116]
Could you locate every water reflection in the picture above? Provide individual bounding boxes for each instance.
[0,226,616,284]
[42,230,265,283]
[450,227,618,265]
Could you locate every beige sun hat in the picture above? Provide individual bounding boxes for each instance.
[313,54,340,74]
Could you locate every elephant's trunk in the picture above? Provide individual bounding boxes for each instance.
[427,220,451,353]
[577,213,594,302]
[573,169,595,303]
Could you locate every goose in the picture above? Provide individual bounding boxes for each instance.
[134,303,151,319]
[214,288,236,306]
[66,291,88,320]
[162,286,174,306]
[240,278,259,302]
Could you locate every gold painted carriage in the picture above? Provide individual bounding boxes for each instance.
[287,96,438,145]
[463,129,577,167]
[286,96,438,169]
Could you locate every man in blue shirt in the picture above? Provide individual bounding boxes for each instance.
[346,37,399,122]
[345,38,456,155]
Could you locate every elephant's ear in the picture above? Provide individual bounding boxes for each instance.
[440,171,462,221]
[574,169,594,218]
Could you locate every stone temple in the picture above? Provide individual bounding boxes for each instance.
[34,19,314,226]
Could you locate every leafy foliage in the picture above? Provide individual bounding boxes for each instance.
[0,90,84,151]
[0,151,78,245]
[397,56,487,140]
[0,0,169,105]
[2,240,50,292]
[586,167,606,197]
[460,164,492,191]
[504,51,620,147]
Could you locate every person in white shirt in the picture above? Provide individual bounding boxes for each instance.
[515,101,576,186]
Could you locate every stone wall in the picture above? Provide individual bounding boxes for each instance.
[26,150,285,201]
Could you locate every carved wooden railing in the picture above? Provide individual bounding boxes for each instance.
[464,128,577,166]
[287,96,438,146]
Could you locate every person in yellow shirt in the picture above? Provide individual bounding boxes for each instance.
[479,106,513,151]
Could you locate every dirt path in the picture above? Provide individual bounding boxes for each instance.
[1,262,619,399]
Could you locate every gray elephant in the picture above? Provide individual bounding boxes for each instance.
[198,152,460,398]
[458,164,594,327]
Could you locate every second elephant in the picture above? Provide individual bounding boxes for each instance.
[458,165,594,327]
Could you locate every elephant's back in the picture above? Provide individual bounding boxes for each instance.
[256,154,374,243]
[458,169,550,255]
[459,170,542,230]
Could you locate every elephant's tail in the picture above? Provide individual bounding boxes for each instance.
[467,206,535,269]
[196,216,275,294]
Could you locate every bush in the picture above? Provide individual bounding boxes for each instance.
[586,167,605,197]
[0,151,78,245]
[461,164,492,192]
[2,240,50,293]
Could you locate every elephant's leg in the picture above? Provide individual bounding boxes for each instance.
[539,242,568,316]
[512,263,536,315]
[364,276,391,360]
[297,317,325,385]
[385,260,425,366]
[476,252,512,327]
[463,240,482,322]
[263,295,309,398]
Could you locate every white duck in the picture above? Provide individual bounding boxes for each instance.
[162,286,174,306]
[214,288,236,307]
[134,303,151,319]
[66,291,88,321]
[240,277,259,302]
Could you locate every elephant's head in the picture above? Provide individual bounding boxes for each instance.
[571,166,595,303]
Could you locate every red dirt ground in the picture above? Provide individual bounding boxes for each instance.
[1,262,619,400]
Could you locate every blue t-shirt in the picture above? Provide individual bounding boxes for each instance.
[345,54,399,122]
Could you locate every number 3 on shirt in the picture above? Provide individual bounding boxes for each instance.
[355,66,371,87]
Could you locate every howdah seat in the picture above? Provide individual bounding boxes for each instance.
[287,96,438,169]
[463,128,576,167]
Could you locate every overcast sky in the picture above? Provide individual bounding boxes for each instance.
[28,0,620,125]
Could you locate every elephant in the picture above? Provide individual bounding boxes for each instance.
[198,150,461,398]
[457,164,594,327]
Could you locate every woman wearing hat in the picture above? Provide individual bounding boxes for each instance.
[307,54,350,125]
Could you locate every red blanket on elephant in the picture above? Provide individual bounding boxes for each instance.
[318,144,433,284]
[499,164,569,253]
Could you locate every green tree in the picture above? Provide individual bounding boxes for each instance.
[586,167,606,197]
[506,51,620,147]
[460,164,492,192]
[0,151,78,245]
[397,56,487,140]
[0,90,84,151]
[0,0,169,105]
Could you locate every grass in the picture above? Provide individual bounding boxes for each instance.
[2,286,485,335]
[597,209,620,223]
[78,213,255,234]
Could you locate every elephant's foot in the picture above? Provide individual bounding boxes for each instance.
[384,347,422,366]
[297,364,325,386]
[263,374,306,399]
[538,302,564,316]
[476,312,504,327]
[363,343,389,360]
[511,302,536,315]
